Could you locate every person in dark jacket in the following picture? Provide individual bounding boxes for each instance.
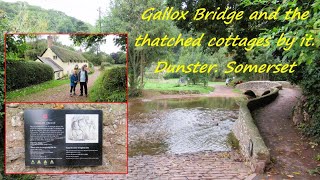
[78,65,88,97]
[70,70,78,97]
[73,64,80,94]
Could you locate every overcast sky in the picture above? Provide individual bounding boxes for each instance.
[58,34,122,54]
[35,34,122,54]
[55,35,121,54]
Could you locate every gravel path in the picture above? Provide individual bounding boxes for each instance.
[252,88,320,179]
[9,67,101,102]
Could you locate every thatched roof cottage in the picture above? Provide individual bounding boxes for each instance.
[36,36,88,79]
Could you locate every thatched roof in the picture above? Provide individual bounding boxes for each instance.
[50,45,87,63]
[37,56,63,72]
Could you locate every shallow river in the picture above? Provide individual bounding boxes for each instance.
[129,97,239,157]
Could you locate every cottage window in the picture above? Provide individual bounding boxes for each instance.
[53,55,57,60]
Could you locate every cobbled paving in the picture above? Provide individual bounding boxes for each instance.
[39,151,252,180]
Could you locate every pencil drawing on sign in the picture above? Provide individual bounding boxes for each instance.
[65,114,99,143]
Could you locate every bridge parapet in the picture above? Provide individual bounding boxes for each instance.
[233,86,279,173]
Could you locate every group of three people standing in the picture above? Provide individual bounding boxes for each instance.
[70,64,89,97]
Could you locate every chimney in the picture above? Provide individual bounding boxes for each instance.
[47,35,53,48]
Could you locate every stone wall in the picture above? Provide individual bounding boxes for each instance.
[233,87,279,173]
[236,81,282,96]
[5,103,127,173]
[274,81,297,89]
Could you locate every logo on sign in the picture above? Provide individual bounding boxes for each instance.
[42,114,48,119]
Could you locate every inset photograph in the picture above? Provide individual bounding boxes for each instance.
[5,103,127,174]
[5,33,127,103]
[65,114,99,143]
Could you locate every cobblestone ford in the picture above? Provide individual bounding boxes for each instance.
[40,151,252,179]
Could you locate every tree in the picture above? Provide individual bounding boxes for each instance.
[118,52,127,64]
[5,35,28,60]
[24,38,47,60]
[111,52,126,64]
[102,0,179,96]
[178,46,211,86]
[250,0,320,140]
[0,1,92,33]
[70,34,106,49]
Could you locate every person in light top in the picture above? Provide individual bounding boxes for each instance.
[78,64,88,97]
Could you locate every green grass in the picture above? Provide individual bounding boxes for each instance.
[232,88,242,94]
[6,69,101,101]
[6,79,69,101]
[89,72,104,102]
[144,78,215,94]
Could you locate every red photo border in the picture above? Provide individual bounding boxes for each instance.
[3,32,129,175]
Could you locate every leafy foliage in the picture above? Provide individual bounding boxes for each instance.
[103,0,179,96]
[6,60,54,91]
[0,1,92,32]
[178,46,211,86]
[163,72,180,80]
[168,0,320,141]
[70,34,106,49]
[89,66,126,102]
[100,62,112,70]
[83,50,115,66]
[245,0,320,141]
[5,35,28,60]
[6,34,86,62]
[0,1,92,178]
[88,62,95,74]
[111,51,126,64]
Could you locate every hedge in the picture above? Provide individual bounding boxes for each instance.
[100,62,111,70]
[6,60,54,91]
[89,66,126,102]
[163,72,180,80]
[88,62,95,74]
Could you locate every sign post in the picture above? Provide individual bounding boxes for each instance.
[24,109,103,167]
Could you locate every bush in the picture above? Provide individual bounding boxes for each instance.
[290,63,320,142]
[6,60,54,91]
[100,62,111,70]
[88,62,95,74]
[89,66,126,102]
[163,72,180,80]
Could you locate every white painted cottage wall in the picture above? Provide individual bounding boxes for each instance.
[41,48,88,76]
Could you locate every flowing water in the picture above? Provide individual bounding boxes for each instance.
[129,97,239,157]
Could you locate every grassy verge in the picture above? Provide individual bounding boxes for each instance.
[232,88,242,94]
[144,79,215,94]
[6,79,69,101]
[89,73,104,101]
